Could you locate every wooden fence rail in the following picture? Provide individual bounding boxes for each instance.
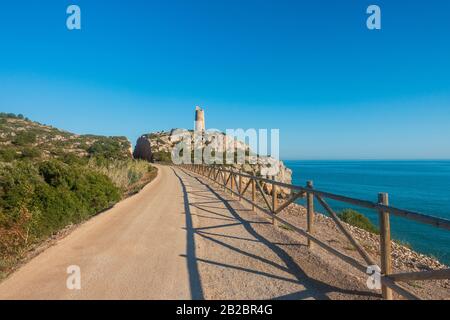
[180,164,450,300]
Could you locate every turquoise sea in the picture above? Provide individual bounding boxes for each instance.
[284,160,450,265]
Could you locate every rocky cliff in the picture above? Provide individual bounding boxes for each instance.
[133,129,293,197]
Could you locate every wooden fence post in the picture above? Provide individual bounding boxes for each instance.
[230,171,235,197]
[238,171,242,201]
[223,168,226,191]
[272,180,278,226]
[252,178,256,212]
[378,192,393,300]
[306,181,314,249]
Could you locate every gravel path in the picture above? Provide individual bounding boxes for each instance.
[176,168,378,300]
[0,165,191,299]
[0,165,380,300]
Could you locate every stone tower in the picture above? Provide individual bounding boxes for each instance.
[195,106,205,132]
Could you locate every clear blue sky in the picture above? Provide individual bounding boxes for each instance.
[1,0,449,159]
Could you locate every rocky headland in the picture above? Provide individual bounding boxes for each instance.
[133,129,293,197]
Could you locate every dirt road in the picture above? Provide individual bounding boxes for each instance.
[0,165,377,300]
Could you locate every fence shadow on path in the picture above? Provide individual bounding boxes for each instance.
[172,169,205,300]
[172,167,379,300]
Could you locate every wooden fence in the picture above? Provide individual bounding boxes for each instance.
[180,164,450,300]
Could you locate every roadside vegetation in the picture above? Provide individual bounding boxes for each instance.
[150,151,172,163]
[337,209,411,249]
[337,208,379,234]
[0,113,157,279]
[87,158,157,196]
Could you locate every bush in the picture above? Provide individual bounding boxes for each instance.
[0,160,121,263]
[152,151,172,163]
[59,153,88,166]
[0,148,18,162]
[20,147,41,159]
[127,168,142,185]
[87,139,125,159]
[0,113,21,119]
[338,209,379,234]
[13,132,36,146]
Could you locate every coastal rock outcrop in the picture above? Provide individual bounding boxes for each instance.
[133,136,153,162]
[133,130,293,197]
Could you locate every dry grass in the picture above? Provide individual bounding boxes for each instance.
[88,159,153,192]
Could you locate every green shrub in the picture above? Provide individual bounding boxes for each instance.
[59,153,88,166]
[127,168,141,185]
[0,112,22,119]
[0,148,18,162]
[20,147,41,159]
[87,139,125,159]
[338,209,379,234]
[152,151,172,163]
[38,160,70,187]
[0,160,120,263]
[13,132,36,146]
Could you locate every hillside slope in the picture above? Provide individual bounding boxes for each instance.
[0,113,131,162]
[0,113,156,279]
